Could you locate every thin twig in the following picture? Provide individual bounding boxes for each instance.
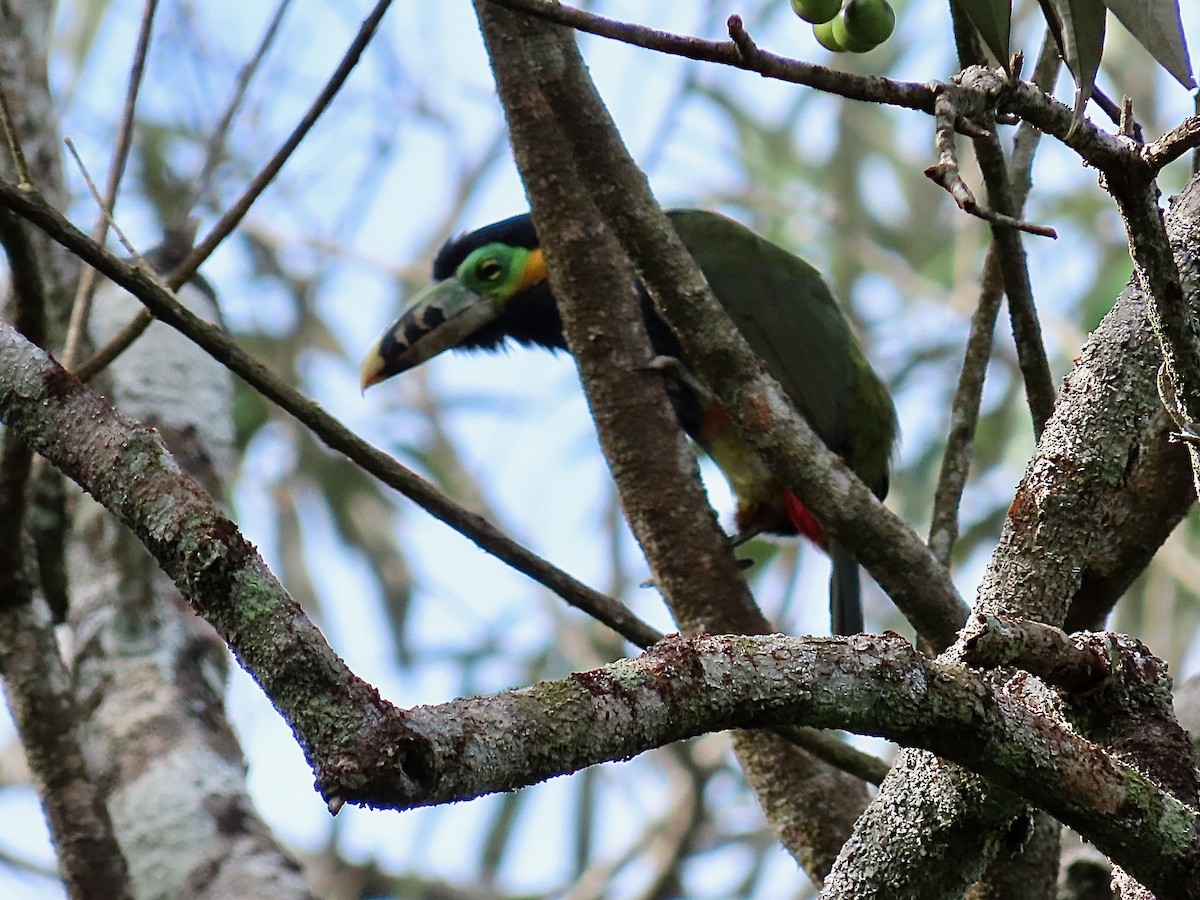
[1142,115,1200,173]
[726,14,758,58]
[0,88,31,188]
[59,0,158,371]
[927,34,1062,565]
[488,0,938,112]
[0,176,664,650]
[62,138,143,264]
[923,84,1056,239]
[942,43,1057,440]
[773,725,890,785]
[70,0,293,385]
[185,0,296,215]
[484,0,1139,180]
[927,270,1004,569]
[73,308,154,383]
[167,0,394,292]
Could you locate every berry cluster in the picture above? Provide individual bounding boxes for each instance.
[790,0,896,53]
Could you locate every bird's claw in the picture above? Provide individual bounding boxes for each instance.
[638,354,711,399]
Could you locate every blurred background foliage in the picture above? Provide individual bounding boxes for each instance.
[0,0,1197,897]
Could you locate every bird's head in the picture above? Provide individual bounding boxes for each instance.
[360,213,563,391]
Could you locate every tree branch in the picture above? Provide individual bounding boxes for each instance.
[483,0,1140,179]
[473,4,871,878]
[1106,170,1200,502]
[830,171,1200,898]
[4,317,1197,894]
[928,33,1062,567]
[0,597,133,899]
[59,0,158,371]
[0,179,660,648]
[165,0,393,293]
[473,4,969,650]
[309,630,1198,898]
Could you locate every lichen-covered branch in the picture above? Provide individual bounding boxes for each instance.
[69,271,313,898]
[335,631,1198,897]
[0,320,403,790]
[828,172,1200,899]
[4,316,1199,891]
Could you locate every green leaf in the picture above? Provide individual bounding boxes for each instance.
[1046,0,1107,118]
[1104,0,1195,89]
[951,0,1012,68]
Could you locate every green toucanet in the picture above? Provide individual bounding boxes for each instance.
[360,209,897,635]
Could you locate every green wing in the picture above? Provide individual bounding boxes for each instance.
[667,210,852,445]
[666,209,894,496]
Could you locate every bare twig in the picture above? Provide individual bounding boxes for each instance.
[1142,115,1200,173]
[72,308,154,383]
[926,265,1004,568]
[60,0,158,371]
[0,177,663,649]
[0,89,31,188]
[68,0,295,384]
[773,725,889,785]
[485,0,1140,184]
[488,0,937,112]
[923,83,1056,239]
[168,0,394,291]
[927,35,1062,565]
[725,14,758,59]
[62,138,143,263]
[185,0,296,215]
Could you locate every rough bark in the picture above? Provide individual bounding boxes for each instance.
[68,275,313,899]
[824,174,1200,897]
[473,3,871,879]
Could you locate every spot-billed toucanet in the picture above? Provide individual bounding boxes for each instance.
[361,209,897,635]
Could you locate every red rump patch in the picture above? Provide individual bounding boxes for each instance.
[783,490,828,548]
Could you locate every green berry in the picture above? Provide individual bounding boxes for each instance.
[840,0,896,50]
[830,10,877,52]
[812,19,848,52]
[790,0,842,25]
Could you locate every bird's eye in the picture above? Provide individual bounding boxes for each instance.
[477,258,503,282]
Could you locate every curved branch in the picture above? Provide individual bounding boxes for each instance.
[482,0,1139,175]
[367,631,1200,898]
[0,180,660,649]
[0,320,399,783]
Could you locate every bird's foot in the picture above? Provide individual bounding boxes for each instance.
[730,522,768,548]
[638,354,711,398]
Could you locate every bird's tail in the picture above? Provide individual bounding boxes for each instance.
[829,541,864,635]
